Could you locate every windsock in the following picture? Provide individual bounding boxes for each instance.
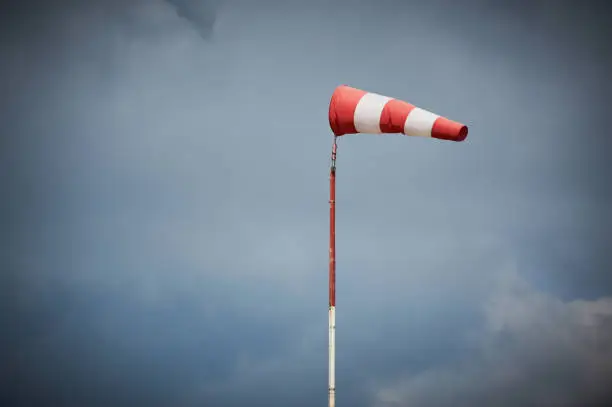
[328,85,468,141]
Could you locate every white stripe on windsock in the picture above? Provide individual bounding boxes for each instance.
[403,107,440,137]
[353,93,392,134]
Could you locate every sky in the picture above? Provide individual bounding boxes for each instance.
[1,0,612,406]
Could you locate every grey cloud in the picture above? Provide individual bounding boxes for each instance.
[375,271,612,407]
[165,0,222,39]
[2,0,612,406]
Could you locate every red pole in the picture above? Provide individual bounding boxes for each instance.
[329,139,337,308]
[328,137,337,407]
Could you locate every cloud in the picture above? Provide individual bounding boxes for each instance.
[375,269,612,407]
[165,0,222,39]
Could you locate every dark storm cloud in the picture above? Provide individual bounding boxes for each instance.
[2,0,612,406]
[165,0,222,39]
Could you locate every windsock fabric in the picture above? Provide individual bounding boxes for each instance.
[328,85,468,141]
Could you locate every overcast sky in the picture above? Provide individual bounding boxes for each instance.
[1,1,612,406]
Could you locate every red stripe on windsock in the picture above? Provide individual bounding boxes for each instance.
[431,117,468,141]
[379,99,415,134]
[329,85,367,136]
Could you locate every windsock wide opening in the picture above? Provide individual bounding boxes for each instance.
[328,85,365,136]
[328,85,468,142]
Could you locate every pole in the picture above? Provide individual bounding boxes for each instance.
[329,137,337,407]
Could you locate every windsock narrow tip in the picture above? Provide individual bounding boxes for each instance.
[457,125,468,141]
[431,117,469,142]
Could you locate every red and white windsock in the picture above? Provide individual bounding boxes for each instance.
[328,85,468,141]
